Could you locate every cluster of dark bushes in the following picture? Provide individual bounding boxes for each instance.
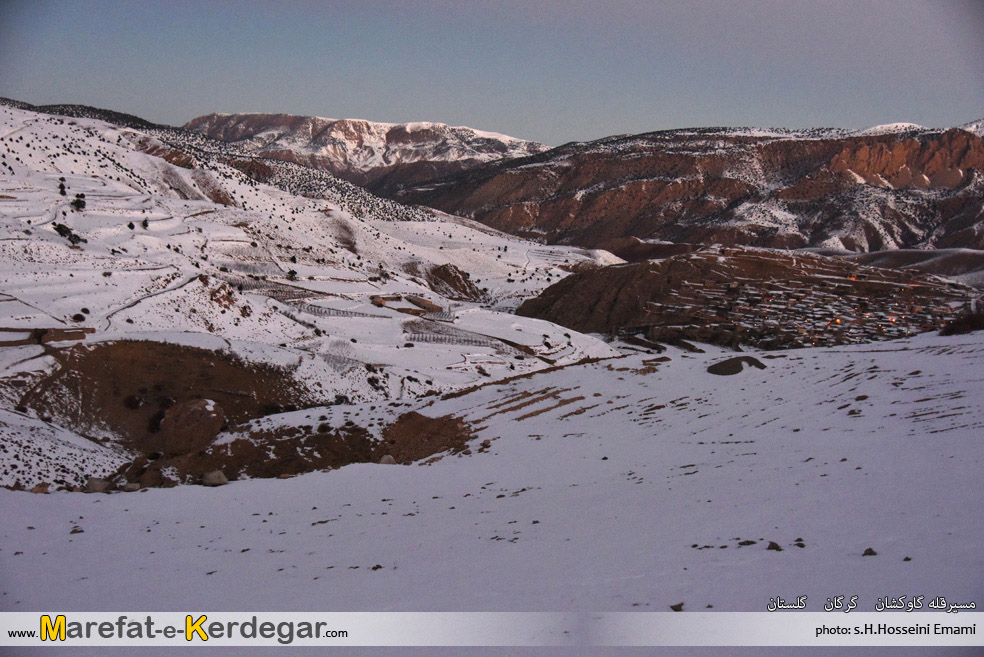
[53,222,86,245]
[940,307,984,335]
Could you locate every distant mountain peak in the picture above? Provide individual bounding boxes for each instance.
[855,122,926,136]
[960,118,984,138]
[183,112,546,194]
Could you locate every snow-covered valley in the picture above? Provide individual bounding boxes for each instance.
[0,100,981,656]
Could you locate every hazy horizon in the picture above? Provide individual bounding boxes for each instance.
[2,0,983,145]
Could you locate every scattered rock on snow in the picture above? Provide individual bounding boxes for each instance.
[202,470,229,486]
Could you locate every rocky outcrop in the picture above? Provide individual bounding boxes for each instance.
[828,129,984,190]
[424,263,485,301]
[706,356,766,376]
[399,125,984,254]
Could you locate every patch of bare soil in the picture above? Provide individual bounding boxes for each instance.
[378,412,474,464]
[132,136,196,168]
[165,424,377,482]
[190,170,235,206]
[10,340,482,488]
[17,340,316,453]
[223,158,275,181]
[707,356,767,376]
[117,410,474,484]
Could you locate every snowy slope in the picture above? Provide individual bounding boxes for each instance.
[0,103,619,485]
[0,102,981,657]
[2,331,981,623]
[0,407,127,487]
[0,103,615,345]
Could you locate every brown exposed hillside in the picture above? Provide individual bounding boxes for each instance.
[516,247,978,349]
[829,129,984,189]
[399,126,984,253]
[17,340,316,453]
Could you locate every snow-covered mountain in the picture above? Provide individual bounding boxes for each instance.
[0,101,618,488]
[184,112,547,195]
[398,121,984,255]
[854,122,926,136]
[961,117,984,138]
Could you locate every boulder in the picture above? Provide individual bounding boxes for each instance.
[122,482,141,492]
[84,477,111,493]
[202,470,229,486]
[138,467,163,489]
[378,455,397,465]
[122,456,148,482]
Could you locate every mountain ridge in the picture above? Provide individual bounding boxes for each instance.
[6,96,983,257]
[183,111,548,195]
[396,120,984,255]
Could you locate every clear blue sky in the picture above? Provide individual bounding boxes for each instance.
[1,0,982,145]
